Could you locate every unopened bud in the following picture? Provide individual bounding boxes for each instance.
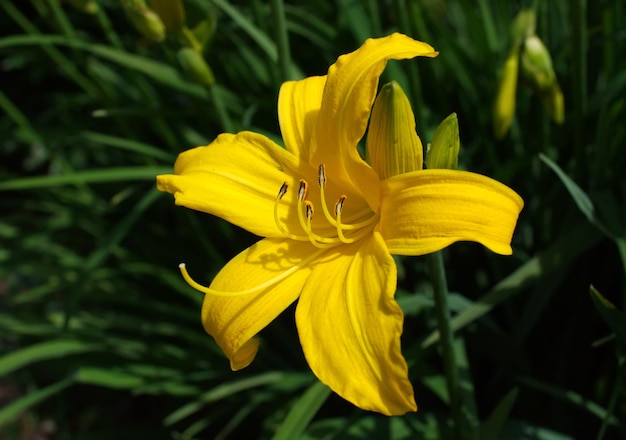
[121,0,166,42]
[366,81,423,179]
[541,82,564,124]
[177,47,215,86]
[510,9,536,46]
[521,35,556,93]
[149,0,186,32]
[493,46,520,140]
[426,113,459,170]
[67,0,99,14]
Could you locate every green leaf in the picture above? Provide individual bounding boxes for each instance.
[0,339,99,377]
[164,372,287,426]
[590,285,626,353]
[80,131,175,161]
[480,388,519,440]
[539,153,613,238]
[422,221,603,348]
[272,380,331,440]
[517,376,622,428]
[0,166,170,190]
[0,34,206,97]
[0,377,73,427]
[76,367,144,390]
[205,0,277,61]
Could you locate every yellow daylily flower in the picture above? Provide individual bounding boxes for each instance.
[156,33,524,416]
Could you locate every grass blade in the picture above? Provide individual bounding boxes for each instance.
[271,380,331,440]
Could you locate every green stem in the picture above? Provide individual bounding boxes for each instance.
[209,85,234,133]
[366,0,382,36]
[571,0,587,173]
[270,0,291,82]
[595,354,624,440]
[426,251,465,438]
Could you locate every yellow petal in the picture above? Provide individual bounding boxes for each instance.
[156,131,319,238]
[379,169,523,255]
[311,33,438,210]
[202,238,316,370]
[296,232,416,415]
[278,75,327,161]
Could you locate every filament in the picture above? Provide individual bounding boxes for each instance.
[179,250,325,297]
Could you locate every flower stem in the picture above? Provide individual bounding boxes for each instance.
[426,250,465,438]
[270,0,291,82]
[208,85,234,133]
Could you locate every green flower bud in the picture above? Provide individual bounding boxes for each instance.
[121,0,166,42]
[493,45,520,140]
[177,47,215,86]
[366,81,424,179]
[426,113,459,170]
[541,82,564,124]
[67,0,99,14]
[510,9,536,47]
[150,0,186,32]
[521,35,556,93]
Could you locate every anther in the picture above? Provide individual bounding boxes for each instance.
[318,164,326,188]
[277,182,288,199]
[335,196,346,217]
[305,200,314,221]
[298,180,308,201]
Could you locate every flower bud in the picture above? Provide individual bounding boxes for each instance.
[520,35,564,124]
[541,82,564,124]
[149,0,186,32]
[510,9,536,46]
[521,35,556,93]
[177,47,215,86]
[493,45,520,140]
[67,0,99,14]
[366,81,423,179]
[426,113,459,170]
[121,0,166,42]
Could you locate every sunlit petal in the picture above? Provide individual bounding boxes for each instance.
[311,33,438,210]
[156,131,318,238]
[202,238,318,370]
[296,233,416,415]
[278,75,327,161]
[379,169,523,255]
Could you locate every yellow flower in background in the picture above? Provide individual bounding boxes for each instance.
[157,33,523,415]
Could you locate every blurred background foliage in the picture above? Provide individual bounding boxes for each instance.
[1,0,625,439]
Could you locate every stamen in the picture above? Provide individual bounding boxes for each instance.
[277,182,288,199]
[318,164,339,227]
[178,253,325,297]
[335,204,375,244]
[273,182,311,242]
[335,196,346,217]
[318,164,326,188]
[305,200,314,220]
[298,180,308,201]
[274,167,379,248]
[316,164,376,231]
[296,196,338,249]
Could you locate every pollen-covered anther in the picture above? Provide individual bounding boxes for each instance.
[305,201,315,221]
[298,179,309,201]
[335,196,347,217]
[277,182,288,199]
[318,164,326,188]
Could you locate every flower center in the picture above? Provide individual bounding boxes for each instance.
[177,164,379,298]
[274,164,379,249]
